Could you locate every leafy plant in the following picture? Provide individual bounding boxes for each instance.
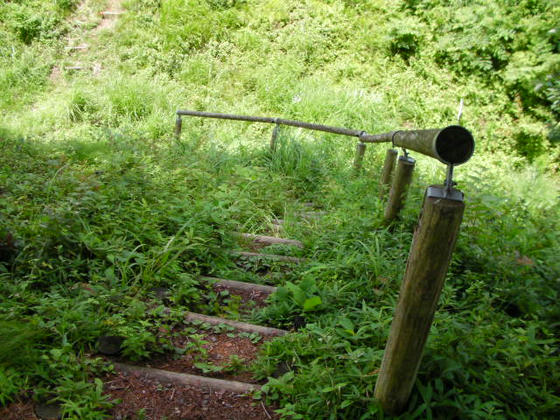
[0,0,559,418]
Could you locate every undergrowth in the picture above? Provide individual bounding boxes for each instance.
[1,0,559,418]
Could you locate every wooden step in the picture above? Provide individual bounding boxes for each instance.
[200,276,277,296]
[114,363,258,393]
[232,251,304,264]
[184,312,287,337]
[65,45,88,52]
[235,232,303,248]
[101,11,124,18]
[300,211,327,220]
[64,65,86,71]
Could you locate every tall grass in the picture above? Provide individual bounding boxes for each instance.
[0,0,559,418]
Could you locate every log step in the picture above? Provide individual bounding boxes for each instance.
[65,45,88,51]
[64,65,86,70]
[200,276,277,296]
[235,232,303,248]
[184,312,287,337]
[232,251,305,264]
[114,363,258,393]
[101,11,125,18]
[300,211,327,220]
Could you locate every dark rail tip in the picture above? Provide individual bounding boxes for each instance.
[435,125,475,165]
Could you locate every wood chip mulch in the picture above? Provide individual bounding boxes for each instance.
[147,331,268,384]
[0,401,38,420]
[105,371,279,420]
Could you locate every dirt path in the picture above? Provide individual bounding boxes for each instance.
[1,204,322,419]
[50,0,125,80]
[98,213,318,418]
[7,2,330,415]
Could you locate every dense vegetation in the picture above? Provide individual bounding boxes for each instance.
[1,0,559,418]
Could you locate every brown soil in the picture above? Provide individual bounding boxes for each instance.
[95,0,125,33]
[105,371,278,420]
[0,401,38,420]
[48,66,62,82]
[128,330,269,384]
[212,283,270,309]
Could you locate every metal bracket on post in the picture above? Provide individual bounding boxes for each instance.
[426,164,463,202]
[427,185,464,202]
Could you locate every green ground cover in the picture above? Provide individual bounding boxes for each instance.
[1,0,559,418]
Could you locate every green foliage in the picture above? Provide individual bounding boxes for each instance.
[55,0,81,13]
[160,0,246,51]
[387,17,424,61]
[0,321,47,369]
[0,0,559,418]
[403,0,560,150]
[539,66,560,118]
[0,368,25,406]
[1,1,68,44]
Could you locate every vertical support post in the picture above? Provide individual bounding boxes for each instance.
[270,124,280,151]
[384,156,415,222]
[379,149,398,199]
[174,115,182,139]
[353,142,366,173]
[374,186,465,415]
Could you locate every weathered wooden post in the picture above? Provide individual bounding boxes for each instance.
[379,148,398,199]
[384,155,415,222]
[174,115,182,139]
[374,185,465,415]
[353,142,367,172]
[270,124,280,151]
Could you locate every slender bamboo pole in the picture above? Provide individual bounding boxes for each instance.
[384,156,415,222]
[174,110,474,165]
[174,116,182,139]
[353,142,367,172]
[379,149,398,199]
[374,186,465,414]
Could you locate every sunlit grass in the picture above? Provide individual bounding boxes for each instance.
[0,0,559,418]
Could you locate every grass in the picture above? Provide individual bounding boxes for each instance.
[1,0,559,418]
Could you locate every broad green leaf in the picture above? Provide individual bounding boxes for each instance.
[303,296,322,311]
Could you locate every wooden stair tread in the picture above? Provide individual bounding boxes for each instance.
[101,11,125,17]
[232,251,304,264]
[184,312,287,337]
[114,363,258,393]
[236,232,303,248]
[200,276,277,295]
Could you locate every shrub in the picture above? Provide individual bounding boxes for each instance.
[387,17,424,61]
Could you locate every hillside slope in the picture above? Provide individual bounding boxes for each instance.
[1,0,559,418]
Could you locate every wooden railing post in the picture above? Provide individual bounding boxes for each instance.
[374,185,465,414]
[384,156,415,222]
[270,124,280,151]
[353,142,366,172]
[174,115,183,139]
[379,149,398,199]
